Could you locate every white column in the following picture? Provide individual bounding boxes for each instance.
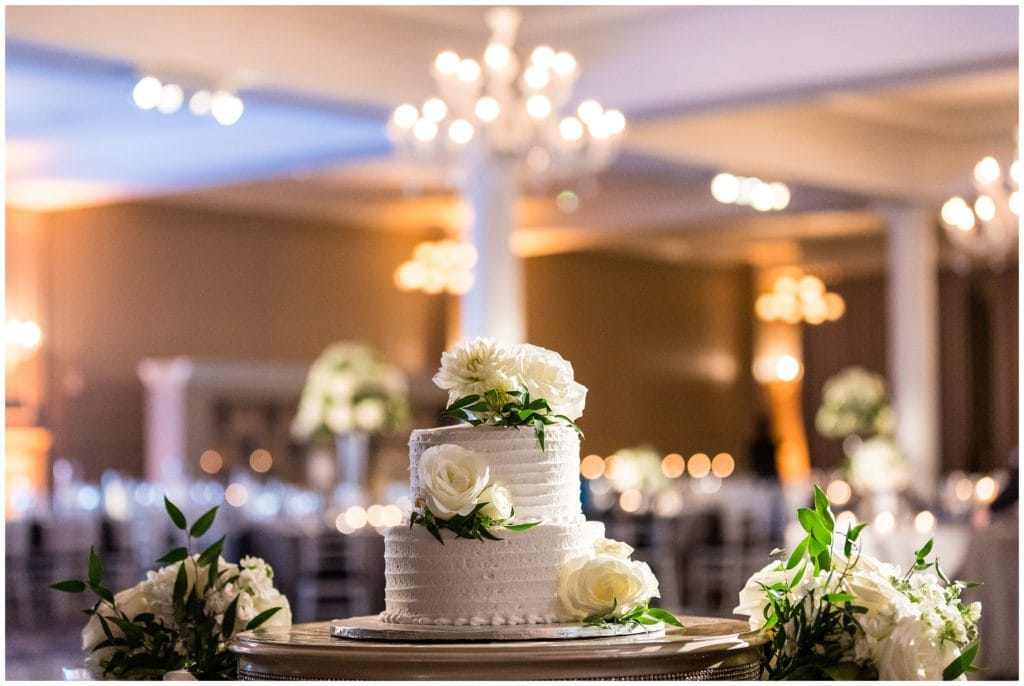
[459,154,525,344]
[883,205,940,498]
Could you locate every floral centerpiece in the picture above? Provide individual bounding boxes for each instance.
[291,342,409,440]
[814,367,895,440]
[735,485,981,680]
[52,498,290,680]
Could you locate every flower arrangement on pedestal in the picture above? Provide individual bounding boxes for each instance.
[52,498,290,680]
[736,486,981,680]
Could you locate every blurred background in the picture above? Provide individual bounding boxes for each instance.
[4,4,1018,680]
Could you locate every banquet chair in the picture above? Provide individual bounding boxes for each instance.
[294,531,373,622]
[5,519,34,626]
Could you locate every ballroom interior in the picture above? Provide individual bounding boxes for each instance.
[4,4,1019,680]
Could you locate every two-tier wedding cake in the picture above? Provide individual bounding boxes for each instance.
[380,338,675,629]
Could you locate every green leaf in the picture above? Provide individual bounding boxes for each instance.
[807,536,827,558]
[943,641,980,681]
[222,594,241,637]
[645,607,684,627]
[189,506,219,538]
[788,563,806,590]
[813,485,834,531]
[246,606,282,631]
[197,535,226,567]
[164,496,187,531]
[822,663,862,680]
[796,508,818,534]
[825,592,856,603]
[848,522,868,542]
[88,546,103,585]
[534,417,546,451]
[810,520,832,547]
[50,579,86,593]
[88,581,115,604]
[156,547,189,565]
[173,561,189,602]
[504,521,542,532]
[445,394,481,411]
[786,538,808,569]
[915,538,934,560]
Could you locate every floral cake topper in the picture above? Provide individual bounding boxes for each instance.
[434,337,587,449]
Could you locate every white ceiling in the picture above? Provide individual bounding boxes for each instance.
[5,4,1019,271]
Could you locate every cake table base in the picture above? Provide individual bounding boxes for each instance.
[331,615,661,641]
[230,616,766,680]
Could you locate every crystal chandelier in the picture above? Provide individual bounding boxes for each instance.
[940,147,1020,269]
[387,6,626,190]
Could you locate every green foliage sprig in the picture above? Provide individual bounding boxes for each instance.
[409,499,540,545]
[582,599,685,631]
[754,485,981,681]
[51,497,282,680]
[442,389,582,450]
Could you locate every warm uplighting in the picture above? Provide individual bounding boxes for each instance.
[394,239,477,295]
[687,453,711,478]
[661,453,685,479]
[580,454,605,480]
[710,172,790,211]
[974,476,998,504]
[249,449,273,473]
[619,488,643,513]
[874,510,896,535]
[774,355,802,382]
[5,318,42,369]
[225,482,248,507]
[756,271,845,325]
[826,479,852,506]
[710,453,734,478]
[199,449,223,475]
[914,510,936,534]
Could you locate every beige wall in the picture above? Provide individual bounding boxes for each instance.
[526,250,758,466]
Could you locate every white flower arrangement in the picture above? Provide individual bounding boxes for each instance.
[847,436,912,494]
[814,366,895,440]
[291,342,409,440]
[557,537,682,628]
[435,337,587,448]
[734,486,981,681]
[408,444,540,544]
[604,446,671,495]
[53,499,291,680]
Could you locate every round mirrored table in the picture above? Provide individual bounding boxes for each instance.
[230,615,766,680]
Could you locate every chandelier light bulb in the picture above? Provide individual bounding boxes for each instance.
[603,110,626,135]
[523,65,550,90]
[770,182,791,210]
[484,43,511,71]
[588,118,611,140]
[413,118,439,142]
[710,173,740,204]
[526,94,552,119]
[392,103,419,129]
[474,96,500,122]
[559,116,584,142]
[750,181,776,212]
[577,99,603,125]
[531,45,555,68]
[422,98,448,122]
[552,51,577,77]
[955,209,976,232]
[189,89,213,116]
[974,194,997,222]
[448,119,474,145]
[973,156,1001,185]
[156,83,184,114]
[941,197,968,226]
[434,51,461,76]
[210,91,244,126]
[132,75,163,110]
[457,58,481,83]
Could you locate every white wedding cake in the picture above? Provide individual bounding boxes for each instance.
[380,338,669,628]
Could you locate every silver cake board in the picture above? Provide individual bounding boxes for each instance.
[331,615,664,642]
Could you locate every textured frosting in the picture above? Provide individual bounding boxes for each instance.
[408,424,582,523]
[382,520,604,625]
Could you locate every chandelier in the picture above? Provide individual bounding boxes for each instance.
[940,148,1020,269]
[387,6,626,190]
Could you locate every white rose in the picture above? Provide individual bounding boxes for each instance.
[82,581,153,652]
[849,438,910,493]
[324,402,354,433]
[734,560,794,630]
[514,343,587,420]
[290,397,324,439]
[559,553,659,619]
[593,537,634,559]
[478,484,514,522]
[353,397,387,432]
[432,337,520,406]
[417,444,490,519]
[874,616,957,680]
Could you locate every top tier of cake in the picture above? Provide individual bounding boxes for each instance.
[408,424,582,524]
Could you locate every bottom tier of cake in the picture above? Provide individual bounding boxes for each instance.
[381,519,604,626]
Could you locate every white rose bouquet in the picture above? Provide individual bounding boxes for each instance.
[52,498,291,680]
[408,444,541,544]
[434,337,587,448]
[815,366,895,440]
[291,342,409,440]
[558,537,683,628]
[735,485,981,680]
